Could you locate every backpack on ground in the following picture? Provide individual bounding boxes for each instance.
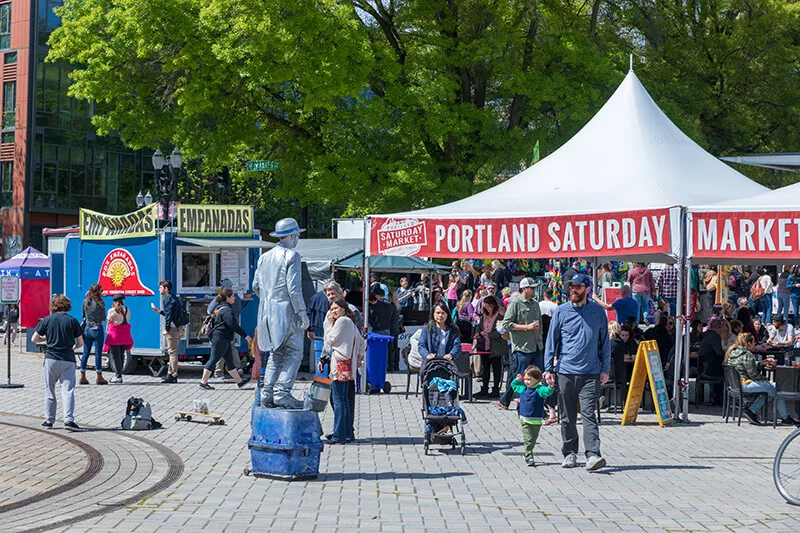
[173,296,191,327]
[121,397,160,430]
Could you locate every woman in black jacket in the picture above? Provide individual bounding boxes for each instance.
[199,288,252,390]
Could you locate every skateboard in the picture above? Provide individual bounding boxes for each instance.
[174,411,226,425]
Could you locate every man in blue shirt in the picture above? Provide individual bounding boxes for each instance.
[545,274,610,472]
[593,284,638,325]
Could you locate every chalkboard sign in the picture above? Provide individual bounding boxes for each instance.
[621,340,673,427]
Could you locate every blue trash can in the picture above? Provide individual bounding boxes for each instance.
[313,338,327,378]
[366,333,393,394]
[247,406,324,480]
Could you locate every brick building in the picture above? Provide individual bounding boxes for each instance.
[0,0,153,258]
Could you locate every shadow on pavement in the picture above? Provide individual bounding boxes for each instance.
[316,471,473,482]
[592,464,713,475]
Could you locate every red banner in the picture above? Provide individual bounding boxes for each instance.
[369,209,671,259]
[692,211,800,259]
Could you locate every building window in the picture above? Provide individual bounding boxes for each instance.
[0,4,10,50]
[0,161,12,207]
[2,81,14,129]
[4,51,15,64]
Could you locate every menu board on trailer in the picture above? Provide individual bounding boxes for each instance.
[220,249,249,292]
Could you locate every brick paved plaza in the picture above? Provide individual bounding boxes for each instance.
[1,346,800,532]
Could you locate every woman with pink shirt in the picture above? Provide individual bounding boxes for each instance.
[446,271,461,310]
[627,263,655,323]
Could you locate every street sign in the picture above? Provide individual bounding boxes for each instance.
[0,276,19,304]
[245,160,282,172]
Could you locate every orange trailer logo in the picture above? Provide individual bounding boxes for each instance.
[97,248,154,296]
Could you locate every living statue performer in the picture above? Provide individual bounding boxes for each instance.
[253,218,309,408]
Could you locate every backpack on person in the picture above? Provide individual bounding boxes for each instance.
[173,296,191,327]
[121,397,161,430]
[198,304,228,338]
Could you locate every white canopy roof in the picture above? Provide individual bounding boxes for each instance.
[394,70,767,219]
[692,180,800,211]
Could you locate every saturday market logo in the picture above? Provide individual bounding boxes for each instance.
[377,218,427,256]
[97,248,154,296]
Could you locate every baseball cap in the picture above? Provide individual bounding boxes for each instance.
[568,273,592,287]
[220,279,233,288]
[519,277,535,289]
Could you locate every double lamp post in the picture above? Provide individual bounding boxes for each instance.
[136,147,182,223]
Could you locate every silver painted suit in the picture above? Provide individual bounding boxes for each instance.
[252,242,309,408]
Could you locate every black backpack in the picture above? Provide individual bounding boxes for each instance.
[173,296,190,327]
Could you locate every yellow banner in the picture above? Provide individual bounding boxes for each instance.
[176,205,253,237]
[79,205,158,241]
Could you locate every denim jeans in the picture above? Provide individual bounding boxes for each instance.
[777,293,791,320]
[761,293,773,324]
[791,295,800,326]
[499,350,543,406]
[743,380,789,419]
[331,380,353,442]
[664,297,677,317]
[80,326,104,372]
[633,292,650,322]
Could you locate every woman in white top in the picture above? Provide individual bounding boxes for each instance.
[320,296,365,444]
[757,267,774,324]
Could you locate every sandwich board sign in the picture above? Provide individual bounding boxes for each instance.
[621,340,673,427]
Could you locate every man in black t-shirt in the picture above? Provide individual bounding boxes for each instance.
[32,294,84,430]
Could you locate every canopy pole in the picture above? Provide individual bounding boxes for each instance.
[673,207,687,422]
[682,260,692,422]
[592,257,599,297]
[361,217,371,396]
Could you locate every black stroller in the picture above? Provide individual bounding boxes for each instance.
[421,358,467,455]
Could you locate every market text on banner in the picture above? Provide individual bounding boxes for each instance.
[177,205,254,237]
[79,205,158,241]
[369,209,671,259]
[692,211,800,259]
[621,340,673,427]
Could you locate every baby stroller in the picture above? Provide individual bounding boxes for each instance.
[421,358,467,455]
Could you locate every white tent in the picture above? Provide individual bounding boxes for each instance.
[366,69,767,263]
[689,181,800,263]
[364,68,768,422]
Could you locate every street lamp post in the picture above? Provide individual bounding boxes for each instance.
[151,147,182,222]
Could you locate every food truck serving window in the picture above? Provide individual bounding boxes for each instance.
[177,246,249,294]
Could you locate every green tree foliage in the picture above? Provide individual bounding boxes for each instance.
[47,0,621,214]
[614,0,800,186]
[46,1,800,218]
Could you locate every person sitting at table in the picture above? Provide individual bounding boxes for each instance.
[644,316,675,367]
[689,319,705,347]
[724,320,744,352]
[753,318,770,344]
[768,316,795,350]
[725,332,799,426]
[736,307,758,338]
[697,318,728,404]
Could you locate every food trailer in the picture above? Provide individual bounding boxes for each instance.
[46,204,272,374]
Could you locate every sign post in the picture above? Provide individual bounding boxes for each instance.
[0,276,23,389]
[621,340,671,427]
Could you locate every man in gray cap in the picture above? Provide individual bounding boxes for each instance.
[253,217,309,408]
[208,279,243,378]
[495,277,543,408]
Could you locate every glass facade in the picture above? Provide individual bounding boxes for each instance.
[30,0,154,215]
